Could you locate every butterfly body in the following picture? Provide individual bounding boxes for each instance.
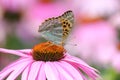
[38,10,74,46]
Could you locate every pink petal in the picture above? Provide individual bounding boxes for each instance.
[21,63,31,80]
[37,62,46,80]
[6,59,32,80]
[53,62,74,80]
[45,62,61,80]
[17,49,32,54]
[52,62,66,80]
[57,61,84,80]
[28,61,42,80]
[0,58,33,80]
[0,48,30,57]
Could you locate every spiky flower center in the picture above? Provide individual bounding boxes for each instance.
[32,42,66,61]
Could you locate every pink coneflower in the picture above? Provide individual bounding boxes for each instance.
[111,53,120,72]
[0,0,38,45]
[0,42,99,80]
[76,0,119,19]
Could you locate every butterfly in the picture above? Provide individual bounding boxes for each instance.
[38,10,74,46]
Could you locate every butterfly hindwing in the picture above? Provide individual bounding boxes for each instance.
[38,17,63,44]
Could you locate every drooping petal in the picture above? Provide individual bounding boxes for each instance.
[28,61,42,80]
[53,62,74,80]
[45,62,61,80]
[64,54,99,72]
[72,60,99,79]
[0,58,33,80]
[37,62,46,80]
[57,61,84,80]
[17,49,32,54]
[0,48,30,57]
[63,54,95,70]
[77,65,99,80]
[6,59,33,80]
[63,54,99,80]
[77,70,88,80]
[70,63,89,80]
[71,62,98,80]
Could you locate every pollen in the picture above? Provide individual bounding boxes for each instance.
[32,42,66,61]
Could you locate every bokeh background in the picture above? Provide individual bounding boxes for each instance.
[0,0,120,80]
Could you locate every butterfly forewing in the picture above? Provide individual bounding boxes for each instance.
[38,10,74,45]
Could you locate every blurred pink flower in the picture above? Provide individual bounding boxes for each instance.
[75,0,119,19]
[109,11,120,28]
[0,23,6,46]
[65,20,117,65]
[107,11,120,72]
[111,53,120,72]
[0,42,99,80]
[0,7,7,46]
[0,0,34,11]
[0,0,37,45]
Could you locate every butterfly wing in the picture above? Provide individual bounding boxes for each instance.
[38,17,63,44]
[38,10,74,45]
